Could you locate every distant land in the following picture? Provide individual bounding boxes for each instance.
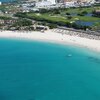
[18,0,98,2]
[0,0,97,3]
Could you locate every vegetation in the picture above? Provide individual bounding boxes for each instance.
[0,16,12,20]
[67,16,72,19]
[14,12,91,30]
[48,24,57,29]
[66,12,71,15]
[92,22,100,31]
[12,18,32,27]
[78,11,88,16]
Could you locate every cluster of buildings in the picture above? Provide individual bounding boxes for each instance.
[0,19,17,25]
[0,18,49,31]
[0,0,99,14]
[0,18,18,30]
[19,0,98,11]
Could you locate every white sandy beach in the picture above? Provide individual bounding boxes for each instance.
[0,30,100,52]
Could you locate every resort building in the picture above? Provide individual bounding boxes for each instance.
[93,10,100,17]
[77,0,96,3]
[95,0,100,3]
[0,2,2,5]
[47,0,57,4]
[64,1,76,7]
[35,1,52,8]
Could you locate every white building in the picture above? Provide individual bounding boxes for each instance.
[64,1,75,7]
[36,1,53,8]
[88,0,96,4]
[0,1,2,5]
[47,0,56,4]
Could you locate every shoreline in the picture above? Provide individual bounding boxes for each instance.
[0,30,100,53]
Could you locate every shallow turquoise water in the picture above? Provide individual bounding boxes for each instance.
[0,39,100,100]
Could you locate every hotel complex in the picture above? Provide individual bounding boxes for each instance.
[26,0,96,4]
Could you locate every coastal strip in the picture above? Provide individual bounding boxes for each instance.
[0,30,100,52]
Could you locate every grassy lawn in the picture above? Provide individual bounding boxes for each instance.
[65,8,92,13]
[27,12,100,22]
[27,13,71,23]
[72,16,100,21]
[64,6,100,13]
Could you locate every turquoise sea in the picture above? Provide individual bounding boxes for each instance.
[0,38,100,100]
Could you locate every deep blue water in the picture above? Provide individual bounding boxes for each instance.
[75,20,94,26]
[0,39,100,100]
[70,13,93,17]
[0,0,15,3]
